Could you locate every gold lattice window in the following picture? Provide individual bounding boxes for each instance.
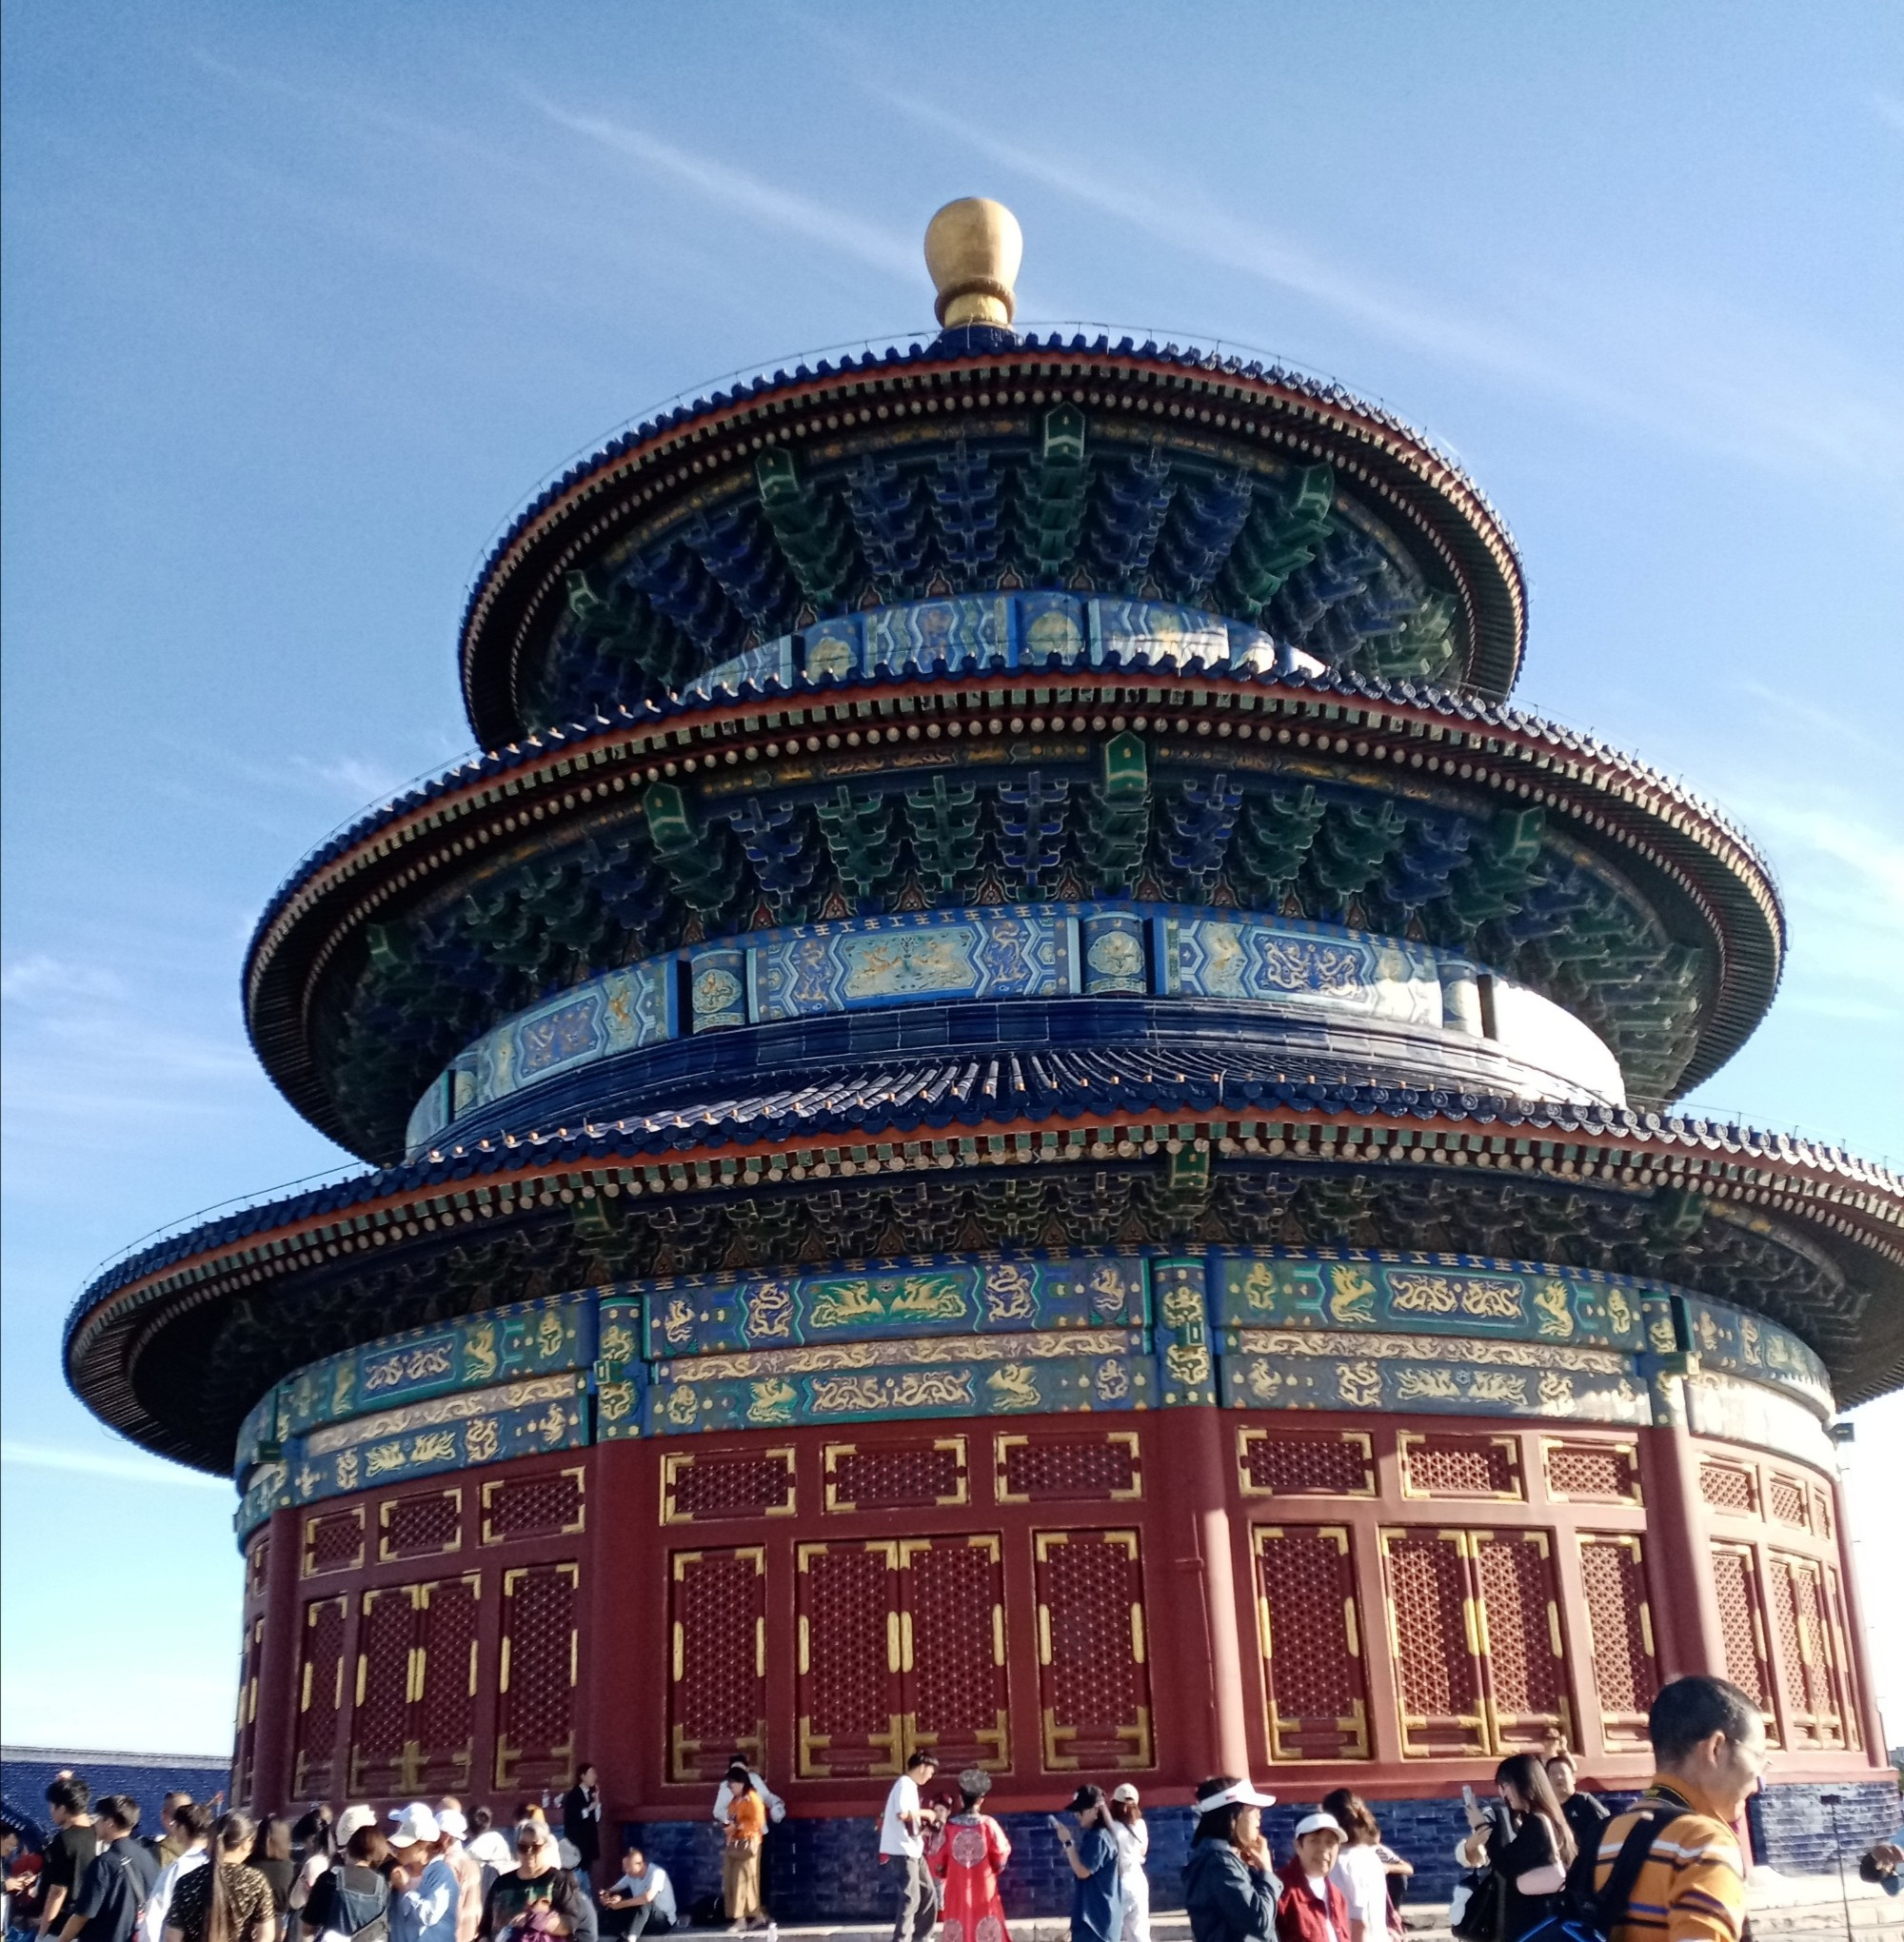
[1237,1428,1375,1497]
[662,1448,796,1523]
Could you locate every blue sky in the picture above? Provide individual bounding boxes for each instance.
[4,3,1900,1758]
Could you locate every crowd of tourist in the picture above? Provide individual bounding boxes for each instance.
[6,1676,1896,1942]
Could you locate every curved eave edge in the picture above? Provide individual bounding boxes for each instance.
[239,665,1787,1159]
[67,1084,1904,1462]
[454,336,1528,740]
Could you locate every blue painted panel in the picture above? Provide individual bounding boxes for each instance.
[642,1252,1148,1358]
[800,613,863,682]
[1162,913,1442,1025]
[645,1336,1150,1434]
[1017,591,1087,667]
[1080,912,1147,994]
[290,1374,588,1502]
[1212,1249,1652,1353]
[1088,599,1229,670]
[687,944,748,1031]
[863,594,1011,676]
[751,907,1075,1021]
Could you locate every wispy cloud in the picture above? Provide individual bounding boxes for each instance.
[526,94,919,285]
[2,1441,228,1491]
[852,76,1904,492]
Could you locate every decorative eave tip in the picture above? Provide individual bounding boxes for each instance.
[924,196,1022,330]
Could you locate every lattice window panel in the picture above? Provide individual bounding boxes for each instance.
[1378,1529,1486,1756]
[1399,1434,1522,1500]
[292,1595,349,1801]
[1238,1428,1375,1498]
[902,1536,1009,1772]
[247,1536,271,1599]
[1253,1525,1371,1760]
[1767,1553,1847,1751]
[1767,1476,1810,1529]
[482,1468,585,1544]
[1473,1532,1571,1751]
[495,1561,580,1788]
[1813,1488,1834,1539]
[997,1433,1141,1504]
[1698,1461,1756,1515]
[664,1449,796,1523]
[231,1615,263,1807]
[827,1439,967,1512]
[349,1583,422,1795]
[797,1541,902,1778]
[1033,1530,1154,1771]
[1709,1542,1777,1735]
[304,1507,366,1576]
[1577,1534,1658,1750]
[381,1488,463,1561]
[1542,1439,1640,1504]
[415,1575,481,1792]
[669,1548,766,1782]
[1824,1567,1864,1752]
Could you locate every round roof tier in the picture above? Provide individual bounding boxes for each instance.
[245,657,1784,1164]
[456,330,1530,747]
[64,1085,1904,1474]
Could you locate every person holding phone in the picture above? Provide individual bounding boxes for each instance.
[1050,1790,1121,1942]
[1459,1757,1574,1942]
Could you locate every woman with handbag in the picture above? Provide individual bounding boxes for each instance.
[1458,1757,1576,1942]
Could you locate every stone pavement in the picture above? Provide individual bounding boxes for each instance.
[731,1870,1902,1942]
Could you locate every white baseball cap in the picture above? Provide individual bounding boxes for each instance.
[437,1809,468,1839]
[1196,1778,1276,1811]
[1111,1785,1140,1804]
[391,1807,442,1847]
[1295,1813,1344,1838]
[335,1806,378,1845]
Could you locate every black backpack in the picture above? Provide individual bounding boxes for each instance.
[1518,1807,1682,1942]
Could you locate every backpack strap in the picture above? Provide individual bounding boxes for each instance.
[1594,1808,1681,1934]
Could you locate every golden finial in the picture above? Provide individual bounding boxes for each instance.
[923,197,1022,329]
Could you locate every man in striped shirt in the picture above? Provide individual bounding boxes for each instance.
[1595,1676,1768,1942]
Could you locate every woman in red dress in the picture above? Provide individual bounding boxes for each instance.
[928,1771,1012,1942]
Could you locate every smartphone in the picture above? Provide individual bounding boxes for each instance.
[1046,1815,1064,1834]
[1461,1785,1478,1813]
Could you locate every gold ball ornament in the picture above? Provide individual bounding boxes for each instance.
[923,197,1022,328]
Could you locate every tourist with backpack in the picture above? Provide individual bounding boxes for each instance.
[57,1798,157,1942]
[1583,1677,1766,1942]
[299,1828,391,1942]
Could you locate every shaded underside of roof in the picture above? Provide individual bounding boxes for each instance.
[65,1057,1904,1470]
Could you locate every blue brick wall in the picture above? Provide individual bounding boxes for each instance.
[1749,1780,1900,1874]
[618,1779,1901,1924]
[0,1753,231,1852]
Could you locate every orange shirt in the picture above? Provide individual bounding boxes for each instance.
[1595,1775,1748,1942]
[726,1793,766,1845]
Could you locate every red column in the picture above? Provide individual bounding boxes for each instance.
[248,1504,304,1813]
[583,1441,652,1820]
[1829,1475,1888,1765]
[1636,1422,1726,1679]
[1156,1410,1253,1783]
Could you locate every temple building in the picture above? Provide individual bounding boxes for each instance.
[67,199,1901,1906]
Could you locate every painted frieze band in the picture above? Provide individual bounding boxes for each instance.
[405,902,1625,1156]
[674,592,1297,708]
[230,1248,1837,1536]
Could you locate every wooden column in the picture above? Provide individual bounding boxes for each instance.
[1636,1420,1727,1679]
[248,1503,304,1813]
[1158,1409,1254,1782]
